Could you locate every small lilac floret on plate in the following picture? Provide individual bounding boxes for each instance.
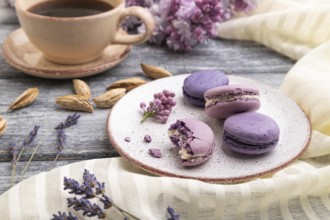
[149,148,162,158]
[140,89,176,124]
[144,134,152,143]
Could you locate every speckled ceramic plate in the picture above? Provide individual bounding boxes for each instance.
[2,28,131,79]
[107,75,311,183]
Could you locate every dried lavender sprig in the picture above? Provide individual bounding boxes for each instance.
[63,170,111,207]
[55,113,81,130]
[67,197,106,218]
[167,207,180,220]
[50,129,67,169]
[10,143,17,187]
[11,125,40,187]
[62,169,139,220]
[83,169,98,188]
[10,143,18,165]
[16,125,40,163]
[64,176,86,195]
[51,211,78,220]
[20,144,40,178]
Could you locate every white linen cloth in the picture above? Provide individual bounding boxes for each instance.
[2,0,330,219]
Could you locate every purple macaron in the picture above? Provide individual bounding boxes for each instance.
[183,70,229,107]
[168,119,215,167]
[204,84,260,119]
[222,112,280,155]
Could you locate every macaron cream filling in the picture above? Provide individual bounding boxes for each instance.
[205,92,259,108]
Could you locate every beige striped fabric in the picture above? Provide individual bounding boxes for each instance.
[2,158,330,219]
[2,0,330,219]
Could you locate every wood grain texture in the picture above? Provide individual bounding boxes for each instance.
[0,4,295,195]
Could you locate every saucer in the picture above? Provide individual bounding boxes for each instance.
[2,28,132,79]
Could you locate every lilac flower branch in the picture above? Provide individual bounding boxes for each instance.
[126,0,257,52]
[140,90,176,124]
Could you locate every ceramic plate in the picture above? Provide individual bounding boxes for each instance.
[107,75,311,183]
[2,28,131,79]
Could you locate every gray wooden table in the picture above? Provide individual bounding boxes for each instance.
[0,2,294,195]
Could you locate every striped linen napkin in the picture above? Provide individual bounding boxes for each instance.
[2,0,330,219]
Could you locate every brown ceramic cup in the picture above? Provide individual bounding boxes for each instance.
[15,0,155,64]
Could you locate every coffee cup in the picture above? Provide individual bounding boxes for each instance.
[15,0,155,64]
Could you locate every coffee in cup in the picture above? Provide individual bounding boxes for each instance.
[15,0,155,64]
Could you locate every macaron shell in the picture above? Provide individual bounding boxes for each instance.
[222,136,277,155]
[170,119,215,166]
[183,91,205,106]
[183,70,229,106]
[204,84,260,119]
[223,112,280,144]
[179,119,215,156]
[204,84,259,97]
[181,154,212,167]
[205,100,260,119]
[222,112,280,154]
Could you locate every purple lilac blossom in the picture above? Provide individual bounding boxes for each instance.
[140,89,176,123]
[126,0,257,52]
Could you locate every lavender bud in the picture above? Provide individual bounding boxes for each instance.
[64,177,86,195]
[55,113,81,130]
[51,211,78,220]
[83,169,98,188]
[22,125,40,148]
[57,129,66,153]
[100,194,112,209]
[67,197,106,218]
[95,182,105,195]
[10,143,17,165]
[167,206,180,220]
